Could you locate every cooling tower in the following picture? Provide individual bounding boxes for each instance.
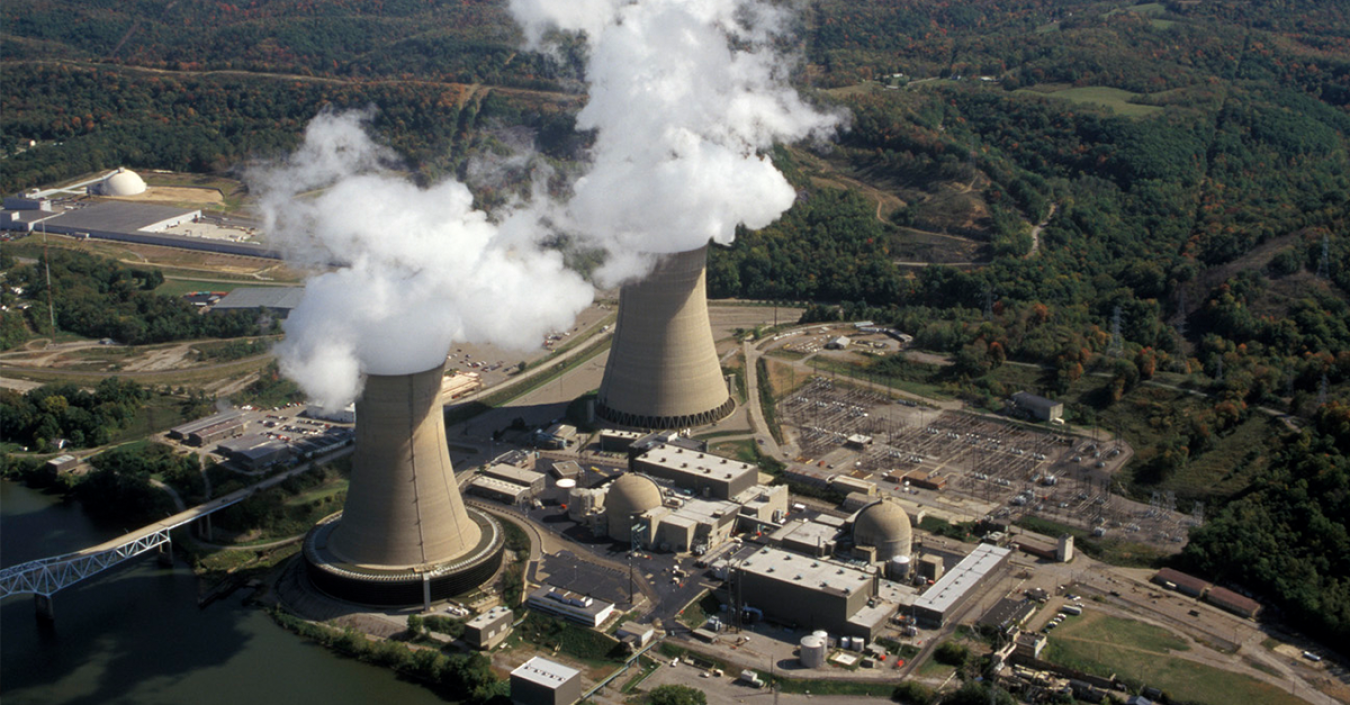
[304,362,504,606]
[597,245,734,429]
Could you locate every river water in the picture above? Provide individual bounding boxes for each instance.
[0,480,451,705]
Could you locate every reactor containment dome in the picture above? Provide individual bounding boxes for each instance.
[596,246,734,429]
[853,498,913,562]
[303,363,503,606]
[605,473,663,542]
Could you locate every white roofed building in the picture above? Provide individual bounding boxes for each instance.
[510,657,582,705]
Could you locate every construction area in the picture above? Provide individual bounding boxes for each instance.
[778,377,1196,551]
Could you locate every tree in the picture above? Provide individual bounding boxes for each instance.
[648,684,707,705]
[933,640,969,667]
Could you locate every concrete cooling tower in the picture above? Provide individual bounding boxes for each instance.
[304,363,503,606]
[597,245,734,429]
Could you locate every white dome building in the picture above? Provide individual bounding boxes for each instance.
[605,474,663,542]
[92,168,147,197]
[853,498,913,562]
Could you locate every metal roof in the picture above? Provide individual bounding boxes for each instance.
[212,287,305,311]
[44,201,197,233]
[913,544,1011,615]
[511,656,580,688]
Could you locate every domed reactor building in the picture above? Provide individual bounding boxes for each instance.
[853,498,914,579]
[304,363,504,607]
[604,474,663,543]
[596,245,735,429]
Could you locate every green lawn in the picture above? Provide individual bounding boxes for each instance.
[1016,86,1164,117]
[1045,613,1305,705]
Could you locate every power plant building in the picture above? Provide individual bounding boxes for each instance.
[631,445,757,500]
[303,363,503,606]
[526,586,616,628]
[851,499,913,564]
[911,544,1012,628]
[639,497,739,554]
[465,606,515,650]
[510,657,583,705]
[732,547,892,638]
[596,246,734,429]
[170,410,248,446]
[482,464,547,495]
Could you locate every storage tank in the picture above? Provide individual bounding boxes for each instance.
[799,635,827,668]
[888,555,912,580]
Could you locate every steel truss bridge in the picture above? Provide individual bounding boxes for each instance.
[0,447,353,617]
[0,496,243,608]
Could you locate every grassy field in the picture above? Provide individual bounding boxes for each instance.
[1045,613,1305,705]
[1016,86,1164,117]
[807,356,955,400]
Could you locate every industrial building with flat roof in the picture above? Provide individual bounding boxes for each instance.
[631,445,757,500]
[1152,567,1210,597]
[640,496,739,554]
[510,657,582,705]
[210,287,305,316]
[216,434,291,470]
[1,199,278,258]
[470,476,534,505]
[169,410,248,446]
[770,519,840,558]
[465,606,515,650]
[526,586,616,628]
[911,544,1012,628]
[1010,392,1064,423]
[732,546,891,638]
[483,464,547,494]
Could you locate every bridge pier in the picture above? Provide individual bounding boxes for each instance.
[35,593,55,622]
[157,542,174,567]
[199,515,214,543]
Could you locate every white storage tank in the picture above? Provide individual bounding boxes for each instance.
[888,555,912,579]
[799,635,827,668]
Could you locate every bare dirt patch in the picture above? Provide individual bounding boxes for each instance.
[111,186,225,207]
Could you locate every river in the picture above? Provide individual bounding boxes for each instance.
[0,479,451,705]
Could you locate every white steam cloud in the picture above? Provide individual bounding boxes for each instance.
[511,0,841,285]
[252,0,836,408]
[252,111,593,409]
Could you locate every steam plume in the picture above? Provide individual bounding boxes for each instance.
[251,111,593,409]
[510,0,841,284]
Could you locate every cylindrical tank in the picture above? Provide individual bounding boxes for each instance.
[799,635,827,668]
[888,555,912,580]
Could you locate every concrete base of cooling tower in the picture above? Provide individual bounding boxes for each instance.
[302,507,504,607]
[595,395,736,430]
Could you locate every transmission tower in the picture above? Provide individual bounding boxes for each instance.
[1108,305,1124,356]
[1214,357,1224,383]
[984,288,994,320]
[1191,501,1205,527]
[1318,373,1329,407]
